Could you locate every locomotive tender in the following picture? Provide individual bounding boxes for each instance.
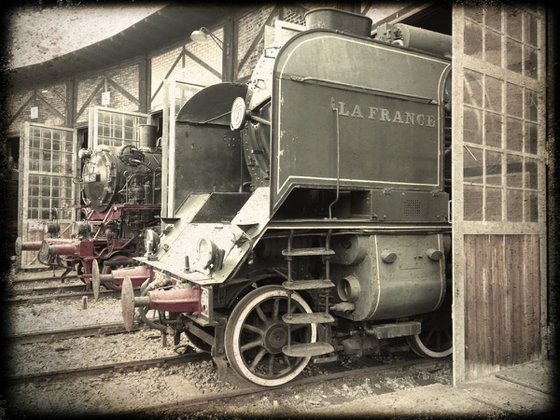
[121,9,452,387]
[16,124,162,297]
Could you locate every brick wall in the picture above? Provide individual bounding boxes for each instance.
[149,28,223,111]
[7,83,68,133]
[236,5,279,81]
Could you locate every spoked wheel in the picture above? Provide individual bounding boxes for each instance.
[224,285,317,387]
[407,288,452,358]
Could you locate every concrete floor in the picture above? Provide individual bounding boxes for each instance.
[311,358,557,417]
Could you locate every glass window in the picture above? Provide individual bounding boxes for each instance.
[506,38,523,73]
[485,187,502,221]
[485,150,502,185]
[464,20,483,59]
[485,112,502,147]
[506,188,523,221]
[464,146,483,184]
[485,7,502,31]
[525,190,538,222]
[464,107,483,145]
[506,83,523,117]
[485,29,502,67]
[506,117,523,151]
[523,13,538,46]
[464,70,483,107]
[506,9,523,40]
[524,46,537,79]
[465,6,483,23]
[525,122,538,154]
[485,76,502,112]
[464,185,483,221]
[524,157,538,189]
[506,154,523,187]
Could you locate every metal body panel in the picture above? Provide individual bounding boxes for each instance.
[331,233,445,321]
[139,190,271,285]
[169,83,249,215]
[270,30,450,213]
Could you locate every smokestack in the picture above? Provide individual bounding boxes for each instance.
[138,124,158,149]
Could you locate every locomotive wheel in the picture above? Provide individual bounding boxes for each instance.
[407,289,452,358]
[224,285,317,387]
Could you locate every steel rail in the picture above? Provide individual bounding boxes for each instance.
[131,357,451,415]
[9,285,89,296]
[7,322,140,345]
[5,289,121,306]
[11,272,78,283]
[7,352,211,385]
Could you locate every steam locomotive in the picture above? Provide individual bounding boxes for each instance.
[121,8,453,386]
[15,124,162,297]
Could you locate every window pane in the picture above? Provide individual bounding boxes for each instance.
[485,187,502,221]
[464,146,483,184]
[506,83,523,117]
[525,89,538,121]
[485,29,502,67]
[485,150,502,185]
[485,112,502,147]
[525,190,538,222]
[525,122,538,154]
[525,157,538,189]
[465,6,483,23]
[506,188,523,221]
[464,185,483,221]
[464,107,483,144]
[506,9,523,40]
[506,154,523,187]
[485,76,502,112]
[464,20,483,58]
[464,70,483,107]
[485,7,502,30]
[524,12,538,46]
[506,38,523,73]
[506,117,523,151]
[524,45,538,79]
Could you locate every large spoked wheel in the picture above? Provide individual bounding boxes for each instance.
[224,285,317,387]
[408,288,452,358]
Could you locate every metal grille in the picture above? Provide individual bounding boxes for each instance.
[403,199,421,217]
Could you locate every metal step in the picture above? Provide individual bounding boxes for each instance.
[282,279,334,291]
[282,312,334,325]
[282,342,335,358]
[282,247,335,257]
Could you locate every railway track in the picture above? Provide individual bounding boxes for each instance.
[8,321,140,344]
[11,271,78,283]
[9,284,90,296]
[6,288,122,305]
[130,357,451,415]
[7,352,211,385]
